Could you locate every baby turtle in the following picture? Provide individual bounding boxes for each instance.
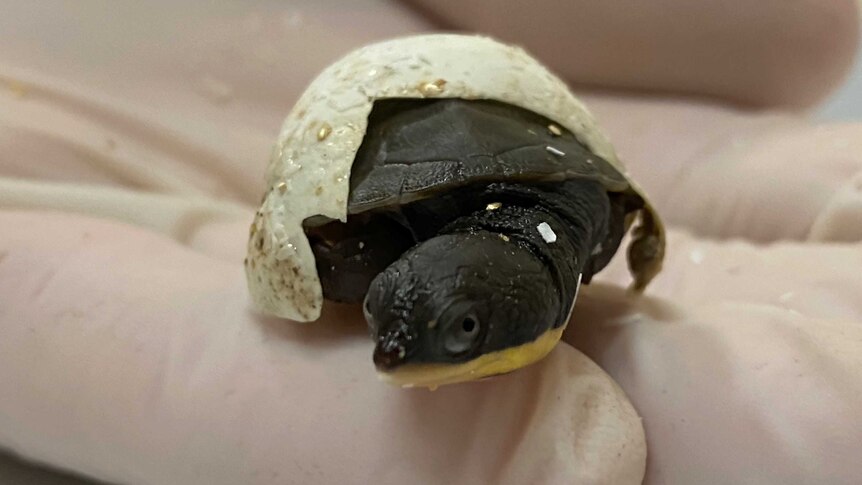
[246,34,664,388]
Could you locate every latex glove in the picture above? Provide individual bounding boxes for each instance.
[1,1,860,484]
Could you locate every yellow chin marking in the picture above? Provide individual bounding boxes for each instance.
[378,325,566,389]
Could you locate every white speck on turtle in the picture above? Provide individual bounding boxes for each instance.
[537,222,557,243]
[591,243,603,256]
[317,123,332,141]
[486,202,502,211]
[499,234,510,242]
[397,347,406,359]
[690,249,705,264]
[358,241,365,249]
[586,158,594,164]
[548,124,562,136]
[546,146,565,156]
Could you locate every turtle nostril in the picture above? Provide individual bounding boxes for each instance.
[374,323,413,369]
[373,345,403,368]
[373,339,409,369]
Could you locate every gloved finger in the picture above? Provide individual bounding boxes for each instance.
[595,229,862,319]
[0,67,267,204]
[0,211,646,485]
[582,95,862,242]
[564,284,862,485]
[568,227,862,483]
[404,0,859,108]
[0,177,250,262]
[0,0,432,203]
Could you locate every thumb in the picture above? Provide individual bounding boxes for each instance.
[0,210,645,485]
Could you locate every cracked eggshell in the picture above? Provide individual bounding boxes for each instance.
[245,33,664,322]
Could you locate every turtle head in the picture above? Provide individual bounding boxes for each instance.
[363,231,566,388]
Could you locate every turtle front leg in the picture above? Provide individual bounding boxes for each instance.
[306,215,414,303]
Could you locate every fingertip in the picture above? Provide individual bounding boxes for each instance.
[463,346,646,484]
[347,345,647,484]
[528,347,647,485]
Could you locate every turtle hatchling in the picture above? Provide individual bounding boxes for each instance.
[246,34,665,388]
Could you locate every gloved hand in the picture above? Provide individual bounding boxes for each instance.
[1,1,860,484]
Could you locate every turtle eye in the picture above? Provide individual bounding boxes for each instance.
[443,313,482,355]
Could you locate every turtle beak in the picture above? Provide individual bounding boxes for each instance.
[373,324,414,370]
